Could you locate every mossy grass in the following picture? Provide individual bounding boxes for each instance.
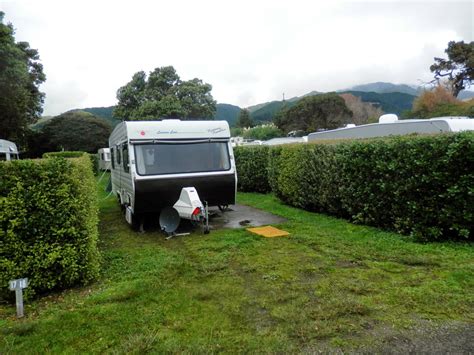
[0,175,472,352]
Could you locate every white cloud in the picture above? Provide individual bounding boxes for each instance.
[1,0,472,115]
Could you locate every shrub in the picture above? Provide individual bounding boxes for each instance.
[406,85,474,118]
[89,153,99,174]
[241,124,283,141]
[336,133,474,241]
[43,151,86,158]
[236,132,474,241]
[43,151,99,175]
[0,155,100,300]
[234,146,271,193]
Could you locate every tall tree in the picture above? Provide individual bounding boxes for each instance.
[114,66,216,120]
[339,93,383,124]
[236,108,253,128]
[42,111,112,153]
[274,93,352,133]
[430,41,474,97]
[0,12,46,144]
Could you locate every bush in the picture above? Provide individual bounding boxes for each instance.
[234,146,271,193]
[405,85,474,118]
[336,133,473,241]
[89,153,99,174]
[44,151,99,175]
[272,143,345,215]
[241,124,283,141]
[236,132,474,241]
[0,155,100,300]
[43,151,86,158]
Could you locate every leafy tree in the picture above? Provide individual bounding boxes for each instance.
[430,41,474,97]
[23,129,55,158]
[236,108,253,128]
[242,124,282,140]
[42,111,112,153]
[405,85,474,118]
[274,93,352,133]
[339,93,384,124]
[0,12,46,144]
[114,66,216,120]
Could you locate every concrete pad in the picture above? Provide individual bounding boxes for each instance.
[207,204,287,230]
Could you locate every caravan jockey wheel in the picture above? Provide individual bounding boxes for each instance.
[218,205,229,212]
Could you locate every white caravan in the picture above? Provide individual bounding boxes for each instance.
[97,148,111,171]
[308,115,474,141]
[109,120,237,230]
[0,139,19,161]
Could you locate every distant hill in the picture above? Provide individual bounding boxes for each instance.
[247,102,271,113]
[250,101,288,123]
[348,82,419,96]
[339,91,415,115]
[348,81,474,100]
[72,106,121,127]
[249,92,322,123]
[38,82,469,130]
[214,103,241,126]
[298,90,322,100]
[78,104,242,127]
[247,90,414,121]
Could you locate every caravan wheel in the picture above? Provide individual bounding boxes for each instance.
[218,205,229,212]
[129,212,144,232]
[124,205,143,232]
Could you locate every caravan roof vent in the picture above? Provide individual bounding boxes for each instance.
[379,114,398,123]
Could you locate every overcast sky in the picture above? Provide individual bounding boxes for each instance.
[1,0,473,116]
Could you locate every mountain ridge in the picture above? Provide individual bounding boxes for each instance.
[42,82,473,127]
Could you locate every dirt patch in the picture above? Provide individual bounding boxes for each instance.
[335,260,368,269]
[208,204,287,230]
[363,320,474,353]
[136,204,286,235]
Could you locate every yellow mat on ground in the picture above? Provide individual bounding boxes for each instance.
[246,226,290,238]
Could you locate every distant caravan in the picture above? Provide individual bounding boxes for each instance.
[0,139,19,161]
[108,120,237,233]
[97,148,111,171]
[307,115,474,142]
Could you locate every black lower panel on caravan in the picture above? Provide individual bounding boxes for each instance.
[134,173,236,214]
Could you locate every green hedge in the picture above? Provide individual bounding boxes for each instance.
[236,133,474,241]
[43,151,99,175]
[89,154,99,174]
[234,146,271,193]
[0,155,100,299]
[43,151,85,158]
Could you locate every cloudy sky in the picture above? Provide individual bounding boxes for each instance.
[1,0,473,116]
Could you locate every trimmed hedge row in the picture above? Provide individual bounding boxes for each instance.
[43,151,99,175]
[0,155,100,299]
[234,146,271,193]
[236,132,474,241]
[43,151,86,158]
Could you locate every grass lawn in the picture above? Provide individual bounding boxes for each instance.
[1,175,473,352]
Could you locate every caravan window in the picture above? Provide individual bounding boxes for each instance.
[0,153,6,161]
[122,145,129,172]
[116,147,121,165]
[111,148,115,169]
[134,142,230,175]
